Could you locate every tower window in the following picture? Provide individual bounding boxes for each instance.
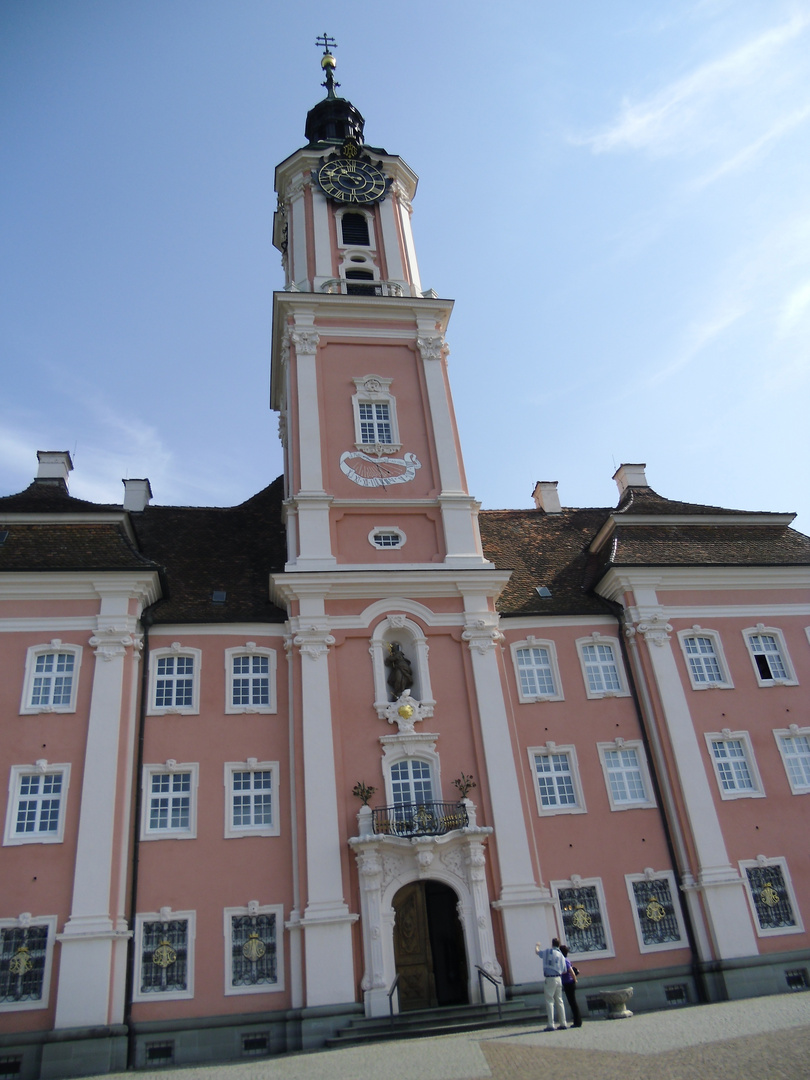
[341,213,370,246]
[345,269,379,296]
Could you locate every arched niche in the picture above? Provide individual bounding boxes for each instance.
[370,615,435,719]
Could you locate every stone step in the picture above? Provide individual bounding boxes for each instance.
[326,1001,538,1047]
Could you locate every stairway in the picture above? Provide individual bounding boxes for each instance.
[326,999,539,1048]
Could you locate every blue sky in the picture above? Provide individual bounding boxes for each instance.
[2,1,809,533]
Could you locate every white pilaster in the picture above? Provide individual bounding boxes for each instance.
[288,176,309,291]
[311,187,333,291]
[292,615,357,1005]
[460,605,551,984]
[55,596,139,1029]
[378,195,406,289]
[633,608,758,959]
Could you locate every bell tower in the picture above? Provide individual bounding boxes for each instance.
[270,38,490,574]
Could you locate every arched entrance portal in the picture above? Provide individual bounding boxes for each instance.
[393,880,468,1011]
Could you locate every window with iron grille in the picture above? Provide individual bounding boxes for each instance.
[0,924,50,1008]
[224,905,284,995]
[742,862,801,934]
[149,647,201,714]
[530,747,584,814]
[555,883,611,956]
[141,764,198,839]
[225,647,277,713]
[136,916,193,1000]
[4,765,70,846]
[776,730,810,793]
[21,643,81,714]
[341,212,370,246]
[744,628,794,685]
[630,876,685,948]
[225,762,279,838]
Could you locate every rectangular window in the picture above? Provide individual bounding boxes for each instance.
[582,643,621,693]
[142,765,198,839]
[740,859,804,937]
[554,883,612,956]
[628,875,686,950]
[711,739,753,791]
[776,732,810,793]
[0,924,49,1006]
[533,753,577,809]
[31,652,74,706]
[4,766,70,846]
[225,762,279,838]
[135,914,194,1001]
[358,402,392,444]
[155,656,194,708]
[224,905,284,996]
[517,647,555,697]
[748,634,788,681]
[683,636,723,684]
[391,759,433,805]
[232,655,269,707]
[601,746,651,807]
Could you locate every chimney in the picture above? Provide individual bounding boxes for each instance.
[532,481,562,514]
[613,463,648,498]
[122,478,153,512]
[36,451,73,488]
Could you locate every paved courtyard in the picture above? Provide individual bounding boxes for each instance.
[96,993,810,1080]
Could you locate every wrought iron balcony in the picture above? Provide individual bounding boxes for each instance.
[371,801,468,838]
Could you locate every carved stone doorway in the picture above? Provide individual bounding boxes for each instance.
[392,880,469,1011]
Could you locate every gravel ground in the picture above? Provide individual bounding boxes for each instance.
[94,993,810,1080]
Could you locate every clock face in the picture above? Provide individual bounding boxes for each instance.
[317,158,388,204]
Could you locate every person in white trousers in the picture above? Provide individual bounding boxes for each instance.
[536,938,568,1030]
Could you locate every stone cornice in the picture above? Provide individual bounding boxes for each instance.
[0,509,140,546]
[589,512,797,555]
[0,571,161,605]
[596,564,810,602]
[270,568,511,605]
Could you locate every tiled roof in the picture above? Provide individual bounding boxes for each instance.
[0,479,120,512]
[608,522,810,566]
[0,522,156,571]
[131,478,288,624]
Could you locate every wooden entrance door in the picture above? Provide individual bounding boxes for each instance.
[393,881,469,1011]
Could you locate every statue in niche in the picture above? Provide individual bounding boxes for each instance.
[385,642,414,698]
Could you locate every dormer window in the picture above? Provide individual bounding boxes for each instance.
[341,212,370,246]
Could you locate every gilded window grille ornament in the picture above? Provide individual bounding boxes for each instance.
[760,883,781,907]
[242,932,267,963]
[571,904,592,931]
[645,898,667,922]
[152,940,177,968]
[9,946,33,976]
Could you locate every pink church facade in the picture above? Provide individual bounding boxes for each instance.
[2,49,809,1080]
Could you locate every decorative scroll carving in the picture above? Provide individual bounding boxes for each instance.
[89,626,140,662]
[290,329,320,356]
[416,334,446,362]
[292,625,335,660]
[638,615,673,647]
[462,618,504,655]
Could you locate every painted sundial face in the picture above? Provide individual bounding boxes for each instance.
[339,451,421,488]
[317,158,387,204]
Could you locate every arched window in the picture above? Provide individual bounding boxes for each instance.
[390,759,434,806]
[341,212,370,246]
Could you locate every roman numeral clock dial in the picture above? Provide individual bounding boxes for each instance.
[316,152,388,204]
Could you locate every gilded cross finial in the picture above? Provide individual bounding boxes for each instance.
[315,33,340,96]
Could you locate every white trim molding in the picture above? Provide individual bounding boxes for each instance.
[223,902,285,996]
[704,731,764,800]
[511,638,564,703]
[224,644,278,714]
[676,627,733,690]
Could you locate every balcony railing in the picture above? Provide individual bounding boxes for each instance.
[372,801,468,838]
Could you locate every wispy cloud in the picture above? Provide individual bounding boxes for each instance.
[578,11,810,159]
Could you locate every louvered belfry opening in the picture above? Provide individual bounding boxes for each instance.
[341,212,370,246]
[345,269,378,295]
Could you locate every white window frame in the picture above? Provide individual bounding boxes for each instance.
[597,739,656,811]
[4,762,70,846]
[224,644,277,715]
[677,627,733,690]
[550,875,615,961]
[148,644,202,715]
[0,915,58,1013]
[381,733,442,807]
[20,641,82,715]
[624,870,687,954]
[774,726,810,795]
[133,909,195,1002]
[742,625,797,687]
[527,743,586,816]
[224,760,280,839]
[223,902,285,996]
[351,375,400,452]
[336,206,376,250]
[368,526,407,550]
[141,762,199,840]
[704,730,764,800]
[575,634,629,699]
[739,856,805,938]
[511,638,564,702]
